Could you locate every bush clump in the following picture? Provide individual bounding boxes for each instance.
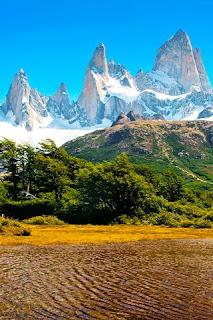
[149,212,180,227]
[115,214,142,225]
[23,215,65,225]
[0,217,20,228]
[193,219,212,229]
[179,219,193,228]
[0,217,31,236]
[12,227,31,236]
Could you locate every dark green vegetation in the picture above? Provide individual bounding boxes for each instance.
[0,133,212,227]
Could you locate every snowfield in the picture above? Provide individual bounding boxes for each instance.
[0,121,97,146]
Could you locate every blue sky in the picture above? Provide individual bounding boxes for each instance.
[0,0,212,101]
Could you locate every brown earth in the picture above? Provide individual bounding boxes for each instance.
[0,239,213,319]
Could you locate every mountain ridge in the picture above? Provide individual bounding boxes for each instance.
[0,29,213,131]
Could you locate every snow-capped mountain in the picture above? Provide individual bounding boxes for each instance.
[0,71,88,130]
[77,30,213,124]
[136,30,211,95]
[77,43,140,125]
[1,69,50,130]
[0,29,212,133]
[47,83,89,128]
[47,82,72,119]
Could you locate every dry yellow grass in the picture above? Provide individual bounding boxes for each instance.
[0,224,213,246]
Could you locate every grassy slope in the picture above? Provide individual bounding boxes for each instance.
[64,120,213,184]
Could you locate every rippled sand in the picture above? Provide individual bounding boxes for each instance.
[1,239,213,319]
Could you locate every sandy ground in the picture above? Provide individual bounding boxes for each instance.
[0,239,213,319]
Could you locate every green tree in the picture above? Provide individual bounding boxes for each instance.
[0,139,20,200]
[77,154,152,223]
[35,154,70,202]
[160,170,184,202]
[18,144,37,195]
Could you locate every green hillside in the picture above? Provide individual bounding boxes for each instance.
[64,120,213,183]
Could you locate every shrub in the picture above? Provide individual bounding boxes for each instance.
[115,214,142,225]
[150,211,180,227]
[23,215,65,225]
[193,219,212,229]
[0,217,31,236]
[203,211,213,222]
[164,202,211,219]
[12,227,31,236]
[179,219,193,228]
[0,217,20,227]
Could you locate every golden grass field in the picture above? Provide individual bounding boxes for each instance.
[0,224,213,246]
[1,225,213,319]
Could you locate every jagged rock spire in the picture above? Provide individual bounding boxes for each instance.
[108,59,134,88]
[3,69,31,122]
[58,82,68,94]
[47,82,71,119]
[89,43,109,80]
[193,48,212,92]
[153,29,201,92]
[78,43,109,122]
[53,83,69,100]
[126,110,140,121]
[2,69,48,130]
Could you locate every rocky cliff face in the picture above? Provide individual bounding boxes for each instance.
[89,43,109,80]
[136,30,212,97]
[47,83,90,128]
[153,30,201,93]
[77,44,109,123]
[193,48,212,92]
[47,83,70,118]
[108,60,135,88]
[135,70,184,95]
[1,70,90,131]
[77,44,138,124]
[2,69,49,130]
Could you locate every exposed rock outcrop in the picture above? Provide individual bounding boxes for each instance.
[198,106,213,119]
[112,110,141,126]
[112,112,130,126]
[126,110,141,121]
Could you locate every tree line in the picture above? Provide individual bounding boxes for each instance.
[0,138,212,226]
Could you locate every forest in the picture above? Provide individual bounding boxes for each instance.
[0,138,212,228]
